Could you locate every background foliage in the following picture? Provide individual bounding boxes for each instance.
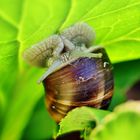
[0,0,140,140]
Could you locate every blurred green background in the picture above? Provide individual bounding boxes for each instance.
[0,0,140,140]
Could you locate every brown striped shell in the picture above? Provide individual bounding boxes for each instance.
[43,47,114,122]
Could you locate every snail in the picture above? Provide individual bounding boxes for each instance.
[23,23,114,123]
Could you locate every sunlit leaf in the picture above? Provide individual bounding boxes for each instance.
[109,59,140,110]
[57,107,109,139]
[0,0,140,139]
[90,101,140,140]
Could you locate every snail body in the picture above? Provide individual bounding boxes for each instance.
[23,23,114,123]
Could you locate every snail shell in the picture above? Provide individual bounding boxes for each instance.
[43,47,114,122]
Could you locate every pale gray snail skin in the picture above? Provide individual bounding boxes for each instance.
[23,23,96,68]
[23,22,114,123]
[61,22,95,47]
[23,35,64,67]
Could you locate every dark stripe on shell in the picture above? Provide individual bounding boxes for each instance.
[43,47,114,122]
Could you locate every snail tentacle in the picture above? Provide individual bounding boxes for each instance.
[85,46,104,53]
[71,51,103,59]
[60,36,75,51]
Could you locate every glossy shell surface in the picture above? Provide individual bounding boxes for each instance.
[43,47,114,122]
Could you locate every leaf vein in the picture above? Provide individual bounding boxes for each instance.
[84,2,140,22]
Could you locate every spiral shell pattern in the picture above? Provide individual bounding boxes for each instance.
[43,47,114,122]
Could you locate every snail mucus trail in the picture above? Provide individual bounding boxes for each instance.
[23,23,114,123]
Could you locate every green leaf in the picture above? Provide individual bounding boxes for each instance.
[0,0,140,140]
[0,90,6,120]
[0,69,44,140]
[114,101,140,113]
[57,107,110,138]
[22,97,56,140]
[109,59,140,110]
[0,0,70,139]
[90,101,140,140]
[60,0,140,63]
